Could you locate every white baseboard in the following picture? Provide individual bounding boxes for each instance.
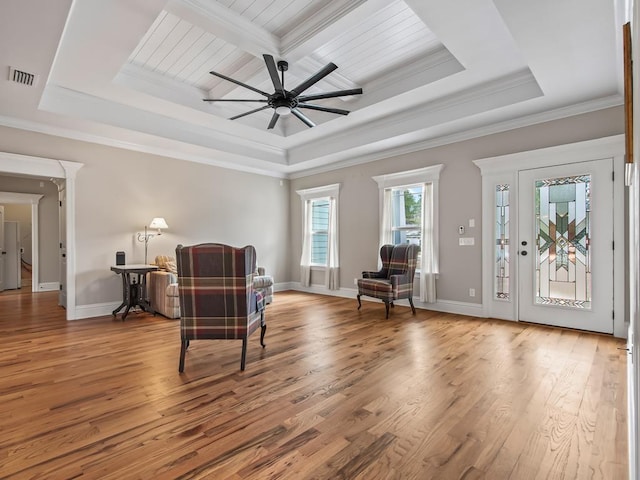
[73,285,484,320]
[274,282,295,292]
[74,301,121,319]
[38,282,60,292]
[288,283,485,318]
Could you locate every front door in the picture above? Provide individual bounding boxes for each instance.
[518,158,614,333]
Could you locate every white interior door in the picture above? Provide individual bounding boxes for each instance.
[518,159,614,333]
[0,205,4,292]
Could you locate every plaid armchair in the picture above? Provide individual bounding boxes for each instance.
[175,243,266,372]
[357,244,419,318]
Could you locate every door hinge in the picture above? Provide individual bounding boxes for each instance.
[612,171,615,181]
[612,241,615,250]
[613,310,615,320]
[59,285,62,291]
[60,242,63,249]
[59,200,62,207]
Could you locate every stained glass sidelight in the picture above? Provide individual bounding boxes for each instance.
[534,174,591,308]
[495,185,510,299]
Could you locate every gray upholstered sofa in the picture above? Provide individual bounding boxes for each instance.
[147,255,273,319]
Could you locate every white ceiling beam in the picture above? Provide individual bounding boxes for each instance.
[165,0,280,58]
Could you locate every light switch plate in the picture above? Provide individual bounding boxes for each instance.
[459,237,475,246]
[469,218,475,228]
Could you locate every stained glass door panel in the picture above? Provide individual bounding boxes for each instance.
[535,175,590,308]
[518,159,613,334]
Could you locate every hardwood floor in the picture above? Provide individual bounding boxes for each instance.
[0,291,628,479]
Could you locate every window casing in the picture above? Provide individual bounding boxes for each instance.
[296,183,340,290]
[373,165,443,303]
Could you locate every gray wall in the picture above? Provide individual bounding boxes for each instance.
[289,106,624,304]
[0,126,290,308]
[0,177,59,283]
[0,105,624,312]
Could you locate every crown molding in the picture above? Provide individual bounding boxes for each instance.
[0,115,288,179]
[38,84,287,162]
[288,95,623,179]
[287,68,542,165]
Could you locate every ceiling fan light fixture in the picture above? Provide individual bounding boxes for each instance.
[205,54,363,129]
[275,105,292,116]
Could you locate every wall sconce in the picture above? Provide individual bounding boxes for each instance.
[137,217,168,264]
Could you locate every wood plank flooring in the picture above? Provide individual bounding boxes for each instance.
[0,291,628,479]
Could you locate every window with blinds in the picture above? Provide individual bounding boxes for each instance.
[310,198,330,265]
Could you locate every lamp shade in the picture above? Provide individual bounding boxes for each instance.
[149,217,168,229]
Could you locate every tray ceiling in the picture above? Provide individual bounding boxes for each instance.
[0,0,625,177]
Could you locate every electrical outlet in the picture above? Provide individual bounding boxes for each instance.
[469,288,476,297]
[354,278,358,285]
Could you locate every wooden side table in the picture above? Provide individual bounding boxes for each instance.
[110,264,158,320]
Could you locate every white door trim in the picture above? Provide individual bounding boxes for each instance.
[474,134,626,337]
[0,152,83,320]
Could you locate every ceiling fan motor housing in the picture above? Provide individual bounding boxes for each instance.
[269,93,297,110]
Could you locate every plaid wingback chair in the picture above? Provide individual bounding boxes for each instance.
[356,244,419,318]
[175,243,266,372]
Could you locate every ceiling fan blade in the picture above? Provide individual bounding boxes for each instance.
[209,70,270,97]
[297,88,363,102]
[289,63,338,97]
[263,54,285,96]
[229,105,270,120]
[203,98,268,102]
[297,103,350,115]
[291,108,316,128]
[267,111,280,129]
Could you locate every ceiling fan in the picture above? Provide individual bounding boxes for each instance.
[203,54,363,130]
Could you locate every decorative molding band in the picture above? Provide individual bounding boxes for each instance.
[38,282,60,292]
[474,134,625,174]
[39,85,286,163]
[296,182,340,200]
[0,114,288,179]
[372,164,443,188]
[288,94,623,179]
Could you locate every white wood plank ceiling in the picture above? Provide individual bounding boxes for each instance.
[126,0,442,128]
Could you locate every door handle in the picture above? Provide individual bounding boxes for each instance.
[1,251,6,255]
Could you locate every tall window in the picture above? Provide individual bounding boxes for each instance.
[310,199,330,265]
[374,165,443,303]
[297,184,340,290]
[390,186,423,251]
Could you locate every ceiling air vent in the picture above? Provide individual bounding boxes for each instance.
[8,67,38,87]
